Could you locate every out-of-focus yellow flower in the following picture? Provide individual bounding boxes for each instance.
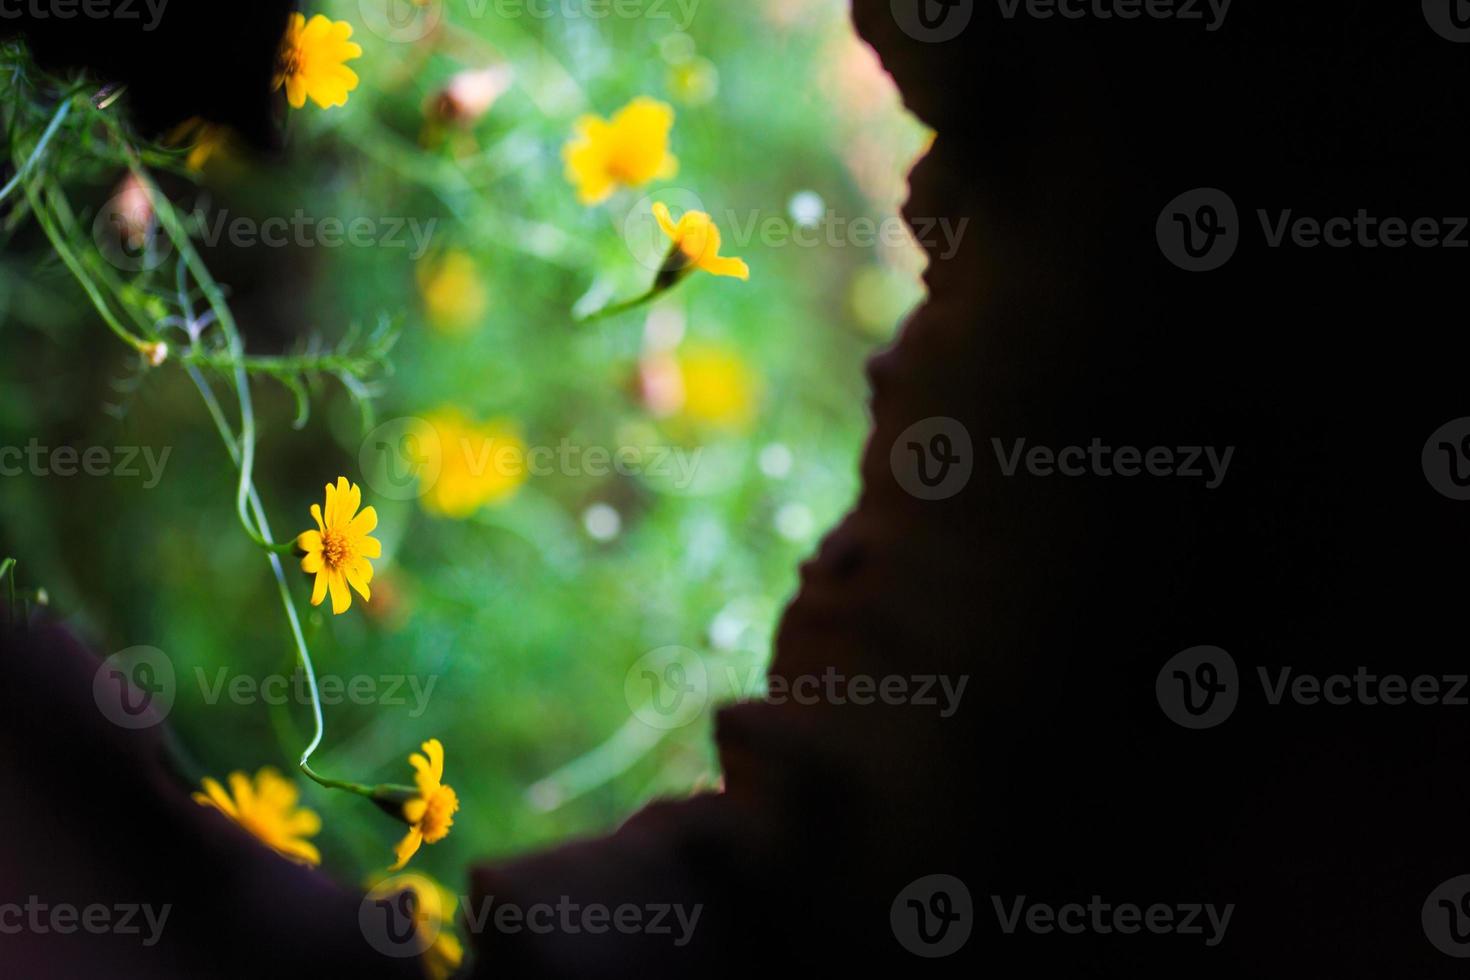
[417,251,488,335]
[364,873,464,980]
[275,13,362,110]
[420,410,528,518]
[676,345,758,429]
[298,477,381,615]
[391,739,460,870]
[166,118,232,171]
[562,97,678,205]
[652,202,750,281]
[362,570,410,630]
[192,768,322,866]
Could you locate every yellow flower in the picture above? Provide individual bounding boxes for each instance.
[677,346,758,429]
[391,739,460,870]
[652,202,750,281]
[298,477,382,615]
[417,251,488,335]
[275,13,362,110]
[192,767,322,866]
[563,97,678,205]
[420,411,528,519]
[363,873,464,979]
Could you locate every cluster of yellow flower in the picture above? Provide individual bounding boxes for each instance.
[195,737,457,869]
[196,481,457,970]
[193,743,460,975]
[185,23,761,968]
[270,14,748,288]
[563,96,749,285]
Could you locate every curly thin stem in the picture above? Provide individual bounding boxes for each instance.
[185,365,336,779]
[112,139,290,554]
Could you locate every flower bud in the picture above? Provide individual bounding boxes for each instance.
[428,66,512,126]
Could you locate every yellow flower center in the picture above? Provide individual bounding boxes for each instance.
[420,785,459,843]
[321,529,352,570]
[278,48,302,81]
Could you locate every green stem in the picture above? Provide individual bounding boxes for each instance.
[42,178,164,342]
[297,761,379,798]
[113,140,290,555]
[0,97,69,207]
[576,285,663,323]
[19,178,150,353]
[0,557,15,624]
[182,348,381,378]
[185,365,336,777]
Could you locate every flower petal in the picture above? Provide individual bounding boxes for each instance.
[703,256,750,280]
[391,827,424,870]
[228,771,255,813]
[279,838,322,866]
[349,505,377,536]
[195,777,238,817]
[345,561,371,602]
[422,738,445,782]
[652,202,678,240]
[285,76,307,110]
[285,808,322,836]
[311,569,329,607]
[328,570,351,615]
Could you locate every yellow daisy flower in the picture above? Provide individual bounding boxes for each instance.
[275,13,362,110]
[298,477,382,615]
[391,739,460,870]
[563,97,679,205]
[652,202,750,281]
[192,767,322,866]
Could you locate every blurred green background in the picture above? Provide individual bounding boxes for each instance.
[0,0,925,883]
